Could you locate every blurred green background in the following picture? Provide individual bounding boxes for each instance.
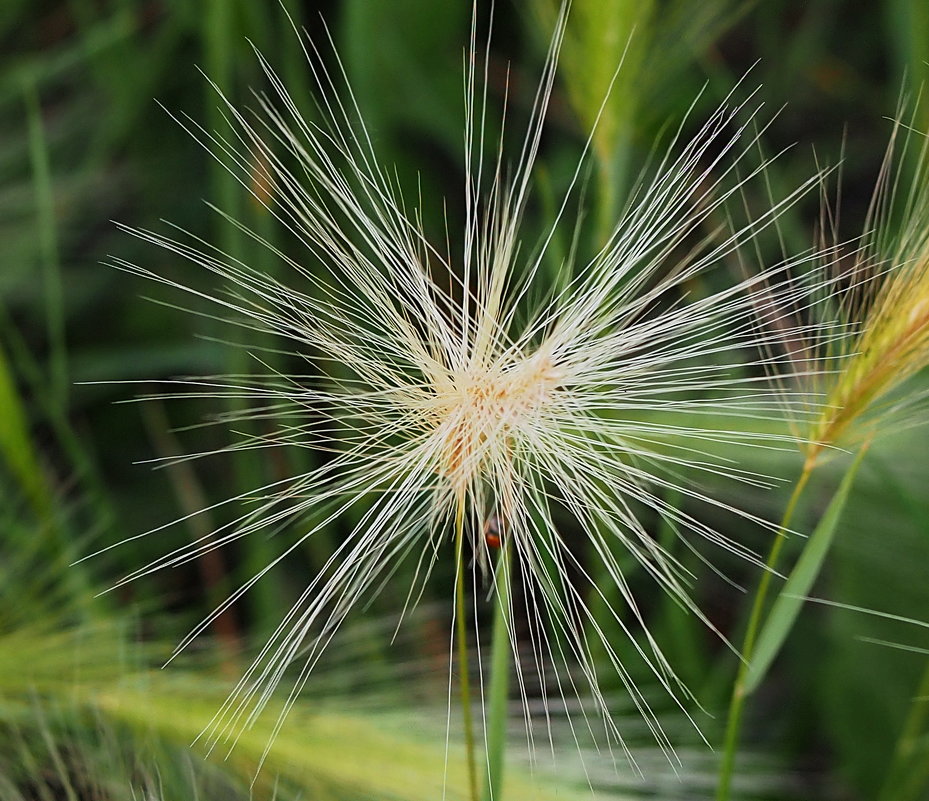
[2,1,929,799]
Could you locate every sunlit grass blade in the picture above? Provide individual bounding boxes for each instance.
[0,340,50,517]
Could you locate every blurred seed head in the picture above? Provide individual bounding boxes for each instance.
[797,105,929,470]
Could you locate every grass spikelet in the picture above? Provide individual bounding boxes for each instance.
[95,3,839,771]
[715,101,929,801]
[804,108,929,468]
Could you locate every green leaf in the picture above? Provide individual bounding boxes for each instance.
[744,443,870,695]
[0,340,49,516]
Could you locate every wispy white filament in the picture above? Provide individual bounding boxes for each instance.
[99,4,840,770]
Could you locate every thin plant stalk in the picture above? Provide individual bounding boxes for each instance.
[483,539,512,801]
[25,79,67,413]
[715,464,813,801]
[878,638,929,801]
[455,497,479,801]
[202,0,287,630]
[141,401,240,673]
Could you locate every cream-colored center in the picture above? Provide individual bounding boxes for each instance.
[434,352,562,490]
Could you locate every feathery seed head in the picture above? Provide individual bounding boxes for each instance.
[102,5,839,761]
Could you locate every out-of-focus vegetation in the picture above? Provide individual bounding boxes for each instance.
[2,1,929,799]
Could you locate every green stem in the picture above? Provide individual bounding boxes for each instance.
[202,0,285,630]
[879,637,929,801]
[715,465,812,801]
[455,498,479,801]
[595,149,618,247]
[25,79,67,413]
[483,539,512,801]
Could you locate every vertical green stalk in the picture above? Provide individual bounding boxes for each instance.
[594,130,633,247]
[715,465,812,801]
[594,146,618,246]
[202,0,282,627]
[879,634,929,801]
[25,79,67,412]
[204,0,236,203]
[21,80,99,613]
[886,0,929,132]
[279,0,313,119]
[142,402,240,668]
[482,539,512,801]
[455,497,479,801]
[654,487,704,688]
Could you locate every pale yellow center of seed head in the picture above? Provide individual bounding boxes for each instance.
[434,351,562,491]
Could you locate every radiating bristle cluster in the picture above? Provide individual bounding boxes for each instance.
[101,5,842,765]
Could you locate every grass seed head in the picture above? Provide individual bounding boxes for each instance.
[104,5,838,763]
[804,112,929,469]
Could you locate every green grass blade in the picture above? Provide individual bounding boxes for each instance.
[744,444,870,696]
[886,0,929,130]
[0,340,48,515]
[532,0,652,239]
